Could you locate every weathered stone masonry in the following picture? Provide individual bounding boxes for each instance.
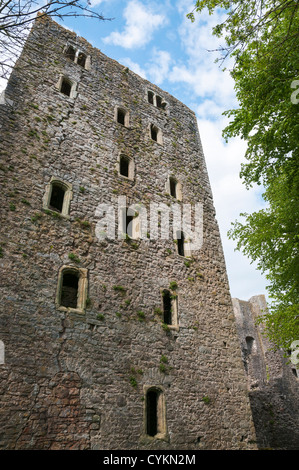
[0,15,257,449]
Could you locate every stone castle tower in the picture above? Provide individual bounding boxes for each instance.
[0,15,257,450]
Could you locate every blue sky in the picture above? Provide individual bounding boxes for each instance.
[10,0,270,300]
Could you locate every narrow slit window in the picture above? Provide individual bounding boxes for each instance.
[169,177,177,198]
[147,389,158,436]
[151,124,158,141]
[65,46,76,61]
[60,78,72,97]
[145,387,166,439]
[77,52,87,68]
[162,290,172,325]
[126,213,134,237]
[148,91,154,104]
[49,183,66,213]
[120,155,129,177]
[61,271,79,308]
[177,231,185,256]
[121,207,134,237]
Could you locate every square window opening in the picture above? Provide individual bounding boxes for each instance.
[60,78,72,97]
[65,46,76,62]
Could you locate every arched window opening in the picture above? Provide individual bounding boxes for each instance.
[77,52,87,68]
[163,289,172,325]
[147,389,158,436]
[169,177,177,198]
[177,231,185,256]
[61,271,79,309]
[65,46,76,61]
[43,177,72,218]
[49,183,66,213]
[120,155,129,177]
[60,78,72,97]
[56,266,88,313]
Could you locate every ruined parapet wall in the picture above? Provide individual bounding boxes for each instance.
[0,15,257,450]
[232,296,299,449]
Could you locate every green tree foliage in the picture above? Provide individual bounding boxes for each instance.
[189,0,299,350]
[0,1,110,80]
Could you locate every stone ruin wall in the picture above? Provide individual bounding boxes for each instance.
[233,295,299,450]
[0,16,257,450]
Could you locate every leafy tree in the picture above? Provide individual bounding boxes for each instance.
[188,0,299,350]
[0,0,110,81]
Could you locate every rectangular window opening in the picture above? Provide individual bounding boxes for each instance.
[49,184,65,212]
[177,231,185,256]
[148,91,154,104]
[147,390,158,436]
[120,156,129,177]
[117,108,126,125]
[77,52,86,68]
[151,125,158,141]
[169,177,177,198]
[163,289,172,325]
[156,95,163,108]
[61,272,79,308]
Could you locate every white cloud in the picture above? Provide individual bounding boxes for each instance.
[103,0,166,49]
[197,117,268,300]
[147,49,172,85]
[120,58,147,79]
[89,0,105,6]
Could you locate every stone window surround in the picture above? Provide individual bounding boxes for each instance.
[116,154,135,181]
[64,44,91,70]
[147,89,167,110]
[150,124,163,145]
[56,75,78,99]
[165,175,182,201]
[161,288,179,331]
[43,176,73,218]
[56,265,88,314]
[143,385,168,441]
[175,230,192,258]
[114,106,130,127]
[118,205,140,240]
